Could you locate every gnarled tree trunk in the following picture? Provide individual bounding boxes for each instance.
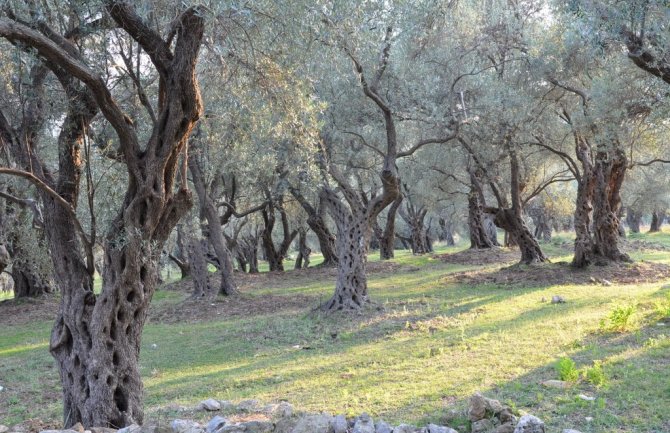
[649,209,665,233]
[289,186,338,267]
[378,194,403,259]
[626,208,641,234]
[294,228,311,269]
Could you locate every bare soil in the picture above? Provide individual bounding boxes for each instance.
[449,260,670,288]
[435,247,522,265]
[0,294,59,327]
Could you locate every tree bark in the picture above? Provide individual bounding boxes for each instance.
[289,186,338,266]
[294,228,311,269]
[468,170,496,249]
[649,209,665,233]
[379,194,403,259]
[0,5,206,426]
[626,208,641,233]
[188,152,237,296]
[261,198,298,272]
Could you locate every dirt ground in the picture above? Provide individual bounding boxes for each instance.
[449,258,670,287]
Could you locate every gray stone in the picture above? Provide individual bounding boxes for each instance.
[513,415,544,433]
[238,399,260,412]
[374,420,392,433]
[562,430,583,433]
[171,420,201,433]
[0,427,9,433]
[90,427,118,433]
[498,408,515,425]
[207,416,228,433]
[426,424,458,433]
[551,295,566,304]
[540,380,570,389]
[484,397,503,415]
[353,413,375,433]
[118,425,141,433]
[331,415,348,433]
[471,419,493,433]
[393,424,417,433]
[71,423,85,433]
[273,418,298,433]
[468,393,487,421]
[494,425,514,433]
[291,414,333,433]
[200,399,222,411]
[216,426,246,433]
[240,421,273,433]
[276,402,294,418]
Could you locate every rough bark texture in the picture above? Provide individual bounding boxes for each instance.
[378,194,403,259]
[400,201,429,255]
[0,4,206,426]
[261,198,298,272]
[188,154,237,296]
[294,228,311,269]
[626,208,641,234]
[588,147,630,263]
[187,236,210,298]
[468,171,497,249]
[438,217,456,246]
[649,209,665,233]
[289,186,338,266]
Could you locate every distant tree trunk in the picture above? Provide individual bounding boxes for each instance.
[649,209,665,233]
[168,225,191,279]
[0,244,8,275]
[188,154,237,296]
[379,194,403,260]
[438,217,456,246]
[626,208,641,234]
[531,209,552,242]
[468,170,496,249]
[242,235,260,273]
[187,236,210,298]
[400,202,429,255]
[294,228,311,269]
[261,198,298,272]
[289,186,338,266]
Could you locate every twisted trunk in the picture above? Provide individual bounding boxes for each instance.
[626,208,641,234]
[379,194,403,260]
[289,186,338,266]
[294,229,311,269]
[649,209,665,233]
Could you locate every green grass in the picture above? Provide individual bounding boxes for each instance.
[2,232,670,432]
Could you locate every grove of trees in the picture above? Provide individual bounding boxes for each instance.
[0,0,668,428]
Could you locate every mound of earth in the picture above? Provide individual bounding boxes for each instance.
[451,260,670,287]
[0,295,59,327]
[622,238,670,251]
[436,247,521,265]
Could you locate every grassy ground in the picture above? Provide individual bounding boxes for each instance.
[2,231,670,432]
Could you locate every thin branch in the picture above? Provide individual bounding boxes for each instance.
[342,130,384,157]
[0,167,94,275]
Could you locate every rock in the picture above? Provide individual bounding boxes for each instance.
[71,424,85,433]
[471,419,493,433]
[90,427,118,433]
[0,426,8,433]
[273,418,298,433]
[118,425,141,433]
[601,279,612,286]
[200,399,222,411]
[494,425,514,433]
[577,394,595,401]
[374,420,392,433]
[215,426,246,433]
[171,420,201,433]
[551,295,566,304]
[498,408,515,425]
[291,414,333,433]
[206,416,228,433]
[584,417,593,422]
[562,430,583,433]
[513,415,544,433]
[238,399,260,412]
[219,401,236,412]
[468,393,487,421]
[240,421,273,433]
[276,402,294,418]
[540,380,570,389]
[353,413,375,433]
[426,424,458,433]
[484,397,503,414]
[392,425,416,433]
[332,415,348,433]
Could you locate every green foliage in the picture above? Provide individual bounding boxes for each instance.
[583,360,606,387]
[555,357,579,382]
[600,303,637,332]
[654,291,670,318]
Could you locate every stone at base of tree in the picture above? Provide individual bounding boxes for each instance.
[200,399,222,411]
[237,399,260,412]
[206,417,227,433]
[331,415,348,433]
[70,423,85,433]
[117,425,141,433]
[353,413,375,433]
[513,415,544,433]
[89,427,117,433]
[472,419,494,433]
[290,414,333,433]
[171,420,202,433]
[427,424,459,433]
[494,424,515,433]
